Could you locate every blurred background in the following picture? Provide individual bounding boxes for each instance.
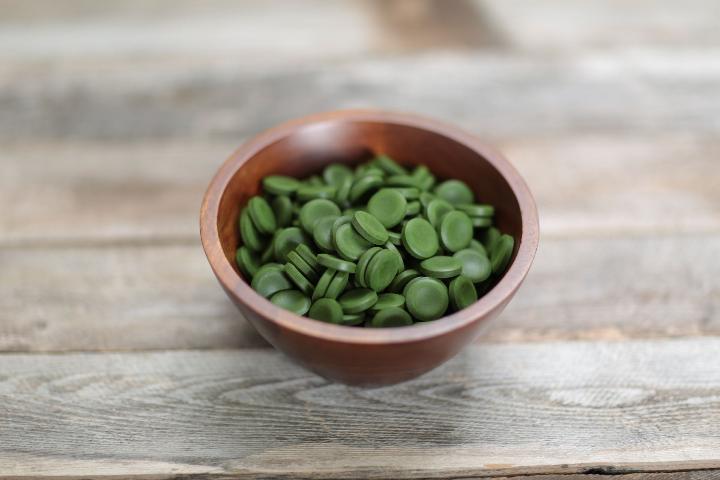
[1,0,718,350]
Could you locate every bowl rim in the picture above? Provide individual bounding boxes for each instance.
[201,109,539,345]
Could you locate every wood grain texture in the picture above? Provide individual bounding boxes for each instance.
[2,51,720,142]
[0,243,267,351]
[1,135,718,246]
[486,473,720,480]
[1,233,718,352]
[2,338,720,478]
[479,0,720,50]
[1,0,717,62]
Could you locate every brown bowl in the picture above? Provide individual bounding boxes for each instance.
[200,110,539,386]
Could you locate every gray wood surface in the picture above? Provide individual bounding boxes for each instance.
[3,52,719,143]
[489,473,720,480]
[2,338,720,478]
[2,134,718,246]
[2,233,718,351]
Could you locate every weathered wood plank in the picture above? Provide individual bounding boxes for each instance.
[2,338,720,478]
[0,0,376,64]
[2,51,720,141]
[1,0,717,62]
[1,233,717,352]
[486,472,720,480]
[1,135,718,246]
[480,0,720,51]
[0,242,267,351]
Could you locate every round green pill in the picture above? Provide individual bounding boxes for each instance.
[356,246,382,288]
[356,163,385,178]
[352,211,389,245]
[374,154,407,175]
[239,208,266,252]
[419,173,436,191]
[295,244,319,271]
[369,307,413,327]
[286,251,318,282]
[384,241,404,271]
[386,174,421,188]
[312,215,338,252]
[367,189,407,228]
[308,298,343,324]
[333,222,371,261]
[261,236,276,264]
[425,198,454,228]
[263,175,300,196]
[419,192,437,209]
[299,199,341,234]
[313,269,335,301]
[402,217,439,259]
[419,191,435,208]
[472,217,493,228]
[248,196,277,235]
[490,233,515,275]
[339,312,366,326]
[323,164,353,187]
[419,255,463,279]
[434,179,474,205]
[391,187,420,200]
[452,248,491,283]
[387,231,402,246]
[404,277,449,321]
[251,267,292,298]
[306,175,323,186]
[270,289,311,316]
[440,210,473,252]
[335,177,353,206]
[274,227,310,263]
[405,201,421,217]
[236,246,260,279]
[388,268,420,293]
[370,293,405,312]
[468,239,488,257]
[271,195,293,227]
[365,249,400,292]
[449,275,478,311]
[482,227,501,252]
[283,263,314,296]
[411,165,430,180]
[457,204,494,217]
[338,288,378,314]
[349,174,384,204]
[254,262,283,277]
[317,253,357,273]
[297,185,336,202]
[324,271,349,299]
[332,215,352,234]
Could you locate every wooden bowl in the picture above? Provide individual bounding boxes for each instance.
[201,110,539,386]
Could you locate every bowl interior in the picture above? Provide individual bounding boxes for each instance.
[216,119,522,286]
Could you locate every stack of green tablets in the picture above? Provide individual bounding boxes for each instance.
[235,154,515,327]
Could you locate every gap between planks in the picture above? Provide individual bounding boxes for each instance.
[2,338,720,478]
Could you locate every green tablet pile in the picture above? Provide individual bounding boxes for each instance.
[235,154,515,327]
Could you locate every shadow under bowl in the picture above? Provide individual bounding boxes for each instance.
[201,110,539,386]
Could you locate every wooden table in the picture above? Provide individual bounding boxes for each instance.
[2,1,719,478]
